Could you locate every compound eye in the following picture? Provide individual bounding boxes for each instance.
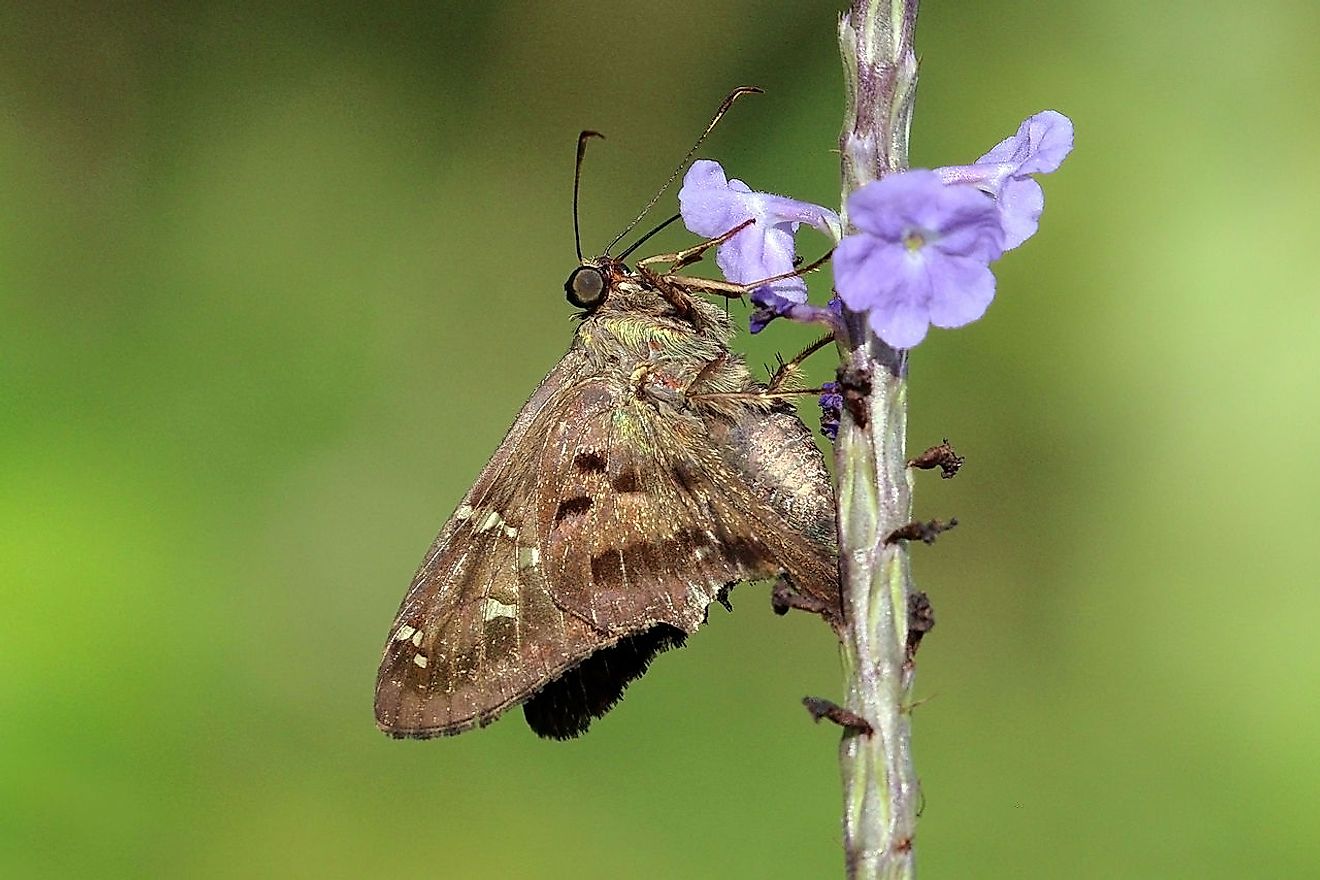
[565,266,607,309]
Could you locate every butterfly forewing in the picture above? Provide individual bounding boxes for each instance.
[375,354,600,736]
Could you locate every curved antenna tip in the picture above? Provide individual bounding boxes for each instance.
[604,87,763,256]
[573,131,608,261]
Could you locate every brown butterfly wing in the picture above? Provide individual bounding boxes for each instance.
[375,352,839,739]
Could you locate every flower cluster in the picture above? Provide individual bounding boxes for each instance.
[677,111,1073,350]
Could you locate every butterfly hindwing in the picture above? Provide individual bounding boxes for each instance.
[536,377,785,635]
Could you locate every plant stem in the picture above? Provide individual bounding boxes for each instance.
[834,2,921,878]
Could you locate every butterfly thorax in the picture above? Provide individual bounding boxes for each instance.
[572,261,761,421]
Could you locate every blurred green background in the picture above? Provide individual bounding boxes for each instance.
[4,2,1319,877]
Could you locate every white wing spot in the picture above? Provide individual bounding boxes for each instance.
[413,653,429,668]
[455,504,475,520]
[476,510,517,538]
[480,597,517,622]
[410,629,423,647]
[394,624,417,642]
[516,546,541,570]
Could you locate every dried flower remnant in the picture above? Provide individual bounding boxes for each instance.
[883,517,959,546]
[803,696,875,736]
[904,591,935,664]
[907,439,964,479]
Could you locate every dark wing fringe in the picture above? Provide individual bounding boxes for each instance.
[522,625,687,739]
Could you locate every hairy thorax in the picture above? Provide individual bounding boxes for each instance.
[574,276,762,418]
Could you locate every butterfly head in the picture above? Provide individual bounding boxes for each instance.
[564,257,628,311]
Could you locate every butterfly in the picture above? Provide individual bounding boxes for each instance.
[375,96,840,740]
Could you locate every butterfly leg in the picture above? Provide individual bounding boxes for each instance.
[768,333,837,392]
[636,218,755,272]
[658,248,836,300]
[684,333,838,407]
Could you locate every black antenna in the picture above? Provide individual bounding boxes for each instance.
[573,130,605,262]
[603,86,762,256]
[616,213,682,261]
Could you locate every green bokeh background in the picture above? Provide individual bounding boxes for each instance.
[5,2,1319,877]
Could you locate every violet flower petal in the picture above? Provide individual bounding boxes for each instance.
[717,221,806,301]
[924,254,997,329]
[978,110,1074,176]
[995,176,1046,251]
[679,159,840,303]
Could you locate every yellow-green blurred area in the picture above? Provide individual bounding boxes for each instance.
[4,1,1320,877]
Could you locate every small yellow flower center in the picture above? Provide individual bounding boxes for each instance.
[903,230,927,252]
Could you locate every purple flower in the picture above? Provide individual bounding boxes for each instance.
[818,382,842,441]
[748,288,794,335]
[747,287,844,336]
[834,170,1004,349]
[936,110,1073,250]
[679,160,840,302]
